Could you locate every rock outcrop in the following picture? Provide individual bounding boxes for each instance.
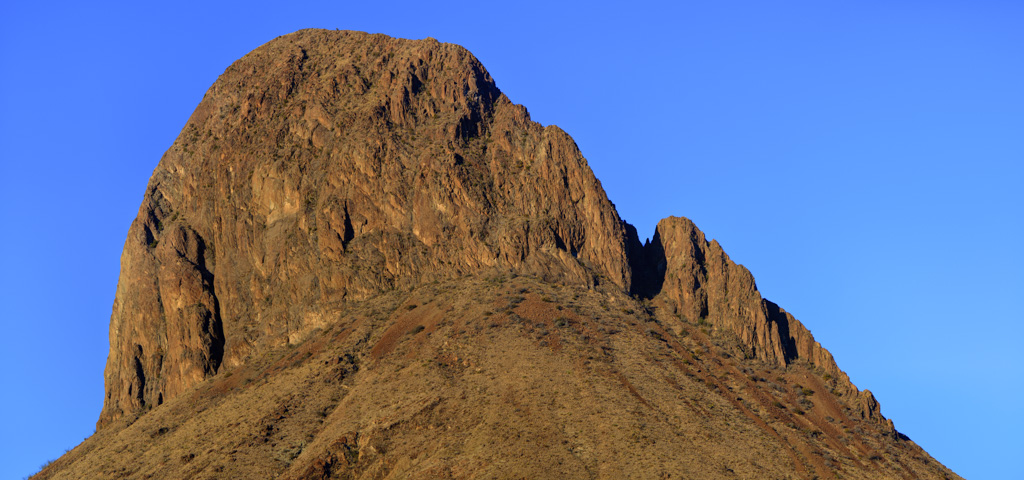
[100,29,640,428]
[642,216,892,430]
[101,28,891,431]
[76,29,948,479]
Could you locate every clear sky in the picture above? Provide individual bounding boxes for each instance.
[1,1,1021,478]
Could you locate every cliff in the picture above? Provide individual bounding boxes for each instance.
[99,30,639,427]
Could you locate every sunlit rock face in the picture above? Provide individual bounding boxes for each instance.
[99,29,640,427]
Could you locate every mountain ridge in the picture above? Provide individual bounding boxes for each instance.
[40,29,957,479]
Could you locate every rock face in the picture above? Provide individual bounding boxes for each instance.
[644,216,894,430]
[69,29,958,479]
[100,30,639,427]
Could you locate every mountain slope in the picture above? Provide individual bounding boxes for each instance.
[39,29,958,479]
[45,275,956,479]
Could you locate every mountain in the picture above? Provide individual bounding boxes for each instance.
[36,29,959,479]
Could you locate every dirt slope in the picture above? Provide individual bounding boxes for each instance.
[43,275,956,479]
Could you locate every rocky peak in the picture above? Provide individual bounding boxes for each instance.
[29,27,971,480]
[99,29,890,436]
[639,217,892,428]
[99,29,638,428]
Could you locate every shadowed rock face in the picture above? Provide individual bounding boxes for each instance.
[82,29,955,479]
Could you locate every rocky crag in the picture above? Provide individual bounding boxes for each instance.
[40,30,956,479]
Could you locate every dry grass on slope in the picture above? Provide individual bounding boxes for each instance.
[38,273,956,480]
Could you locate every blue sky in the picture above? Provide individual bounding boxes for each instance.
[1,1,1021,478]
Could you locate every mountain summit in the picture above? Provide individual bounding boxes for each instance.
[40,30,958,479]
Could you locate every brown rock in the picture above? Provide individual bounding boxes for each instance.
[99,29,639,428]
[47,29,955,480]
[644,216,788,365]
[644,216,893,432]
